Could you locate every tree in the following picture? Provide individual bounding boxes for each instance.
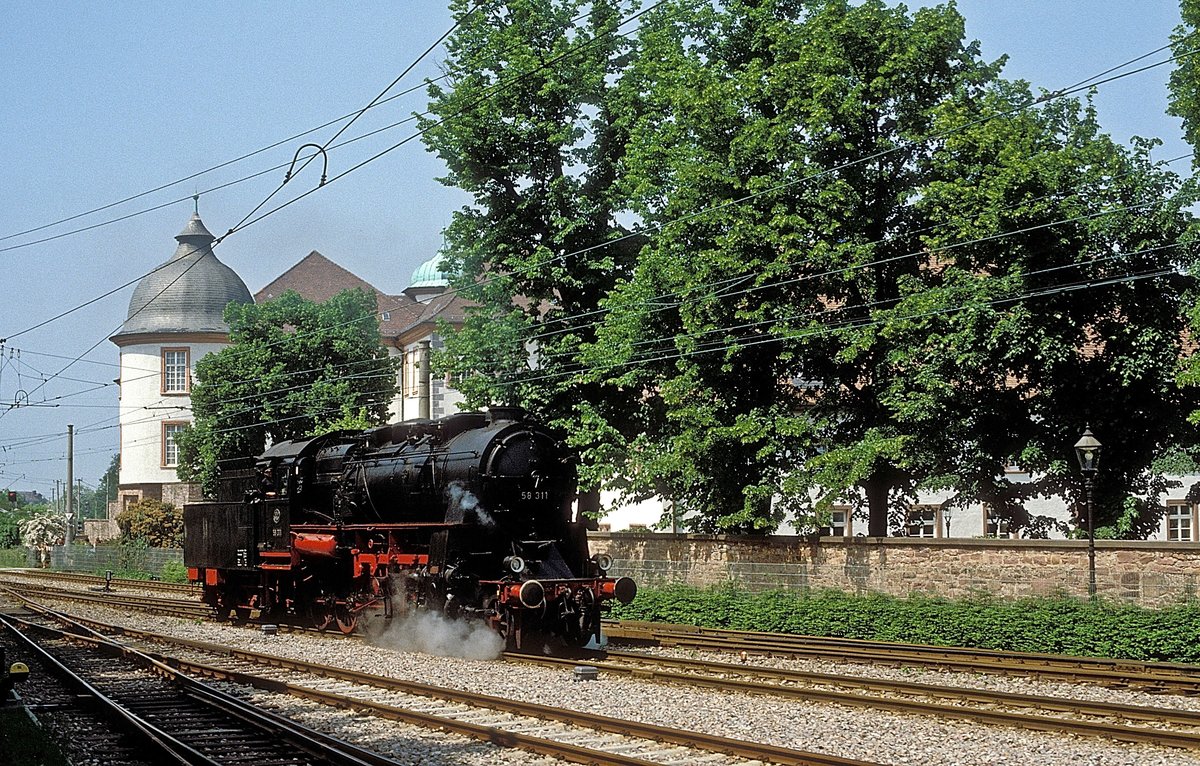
[419,0,645,497]
[176,289,397,494]
[582,0,1198,534]
[18,511,64,568]
[93,453,119,519]
[115,498,182,548]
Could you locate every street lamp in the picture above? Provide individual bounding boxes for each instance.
[1073,427,1102,600]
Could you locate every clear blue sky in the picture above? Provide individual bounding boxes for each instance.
[0,1,1190,494]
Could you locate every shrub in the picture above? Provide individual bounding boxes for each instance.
[610,585,1200,664]
[160,559,188,583]
[115,498,181,548]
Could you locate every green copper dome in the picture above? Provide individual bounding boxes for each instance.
[410,255,448,289]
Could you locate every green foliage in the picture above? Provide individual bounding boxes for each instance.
[159,559,189,584]
[612,584,1200,663]
[17,511,64,548]
[1170,0,1200,158]
[177,289,398,494]
[0,548,29,567]
[114,498,182,548]
[584,0,1199,535]
[113,537,151,578]
[421,0,646,493]
[427,0,1200,537]
[0,513,20,549]
[92,453,120,518]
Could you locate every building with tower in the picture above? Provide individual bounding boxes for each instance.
[108,213,252,514]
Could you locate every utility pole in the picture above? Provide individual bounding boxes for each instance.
[65,424,74,546]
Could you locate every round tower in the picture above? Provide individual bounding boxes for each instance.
[109,213,252,510]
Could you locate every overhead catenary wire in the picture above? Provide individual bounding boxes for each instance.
[1,20,1195,473]
[511,262,1190,389]
[0,1,624,249]
[0,0,662,410]
[0,0,676,422]
[0,4,499,416]
[2,6,1185,360]
[452,234,1194,383]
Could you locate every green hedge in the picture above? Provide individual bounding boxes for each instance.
[610,584,1200,664]
[0,548,29,568]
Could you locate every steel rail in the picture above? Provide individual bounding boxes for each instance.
[508,651,1200,750]
[2,613,395,766]
[597,648,1200,727]
[2,568,198,595]
[9,597,882,766]
[606,620,1200,692]
[1,582,211,619]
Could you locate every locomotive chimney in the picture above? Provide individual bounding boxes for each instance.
[486,406,525,424]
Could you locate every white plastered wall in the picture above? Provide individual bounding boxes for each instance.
[117,340,228,485]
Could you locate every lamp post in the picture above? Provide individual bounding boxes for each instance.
[1073,427,1102,601]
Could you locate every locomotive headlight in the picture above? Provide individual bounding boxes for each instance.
[593,553,613,573]
[504,555,527,574]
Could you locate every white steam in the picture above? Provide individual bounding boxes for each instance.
[368,609,504,660]
[446,480,495,527]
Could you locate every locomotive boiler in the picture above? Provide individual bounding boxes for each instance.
[183,408,635,648]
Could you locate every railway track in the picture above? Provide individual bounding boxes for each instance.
[10,571,1200,752]
[1,580,212,620]
[606,619,1200,694]
[12,570,1197,694]
[1,609,403,765]
[3,595,879,766]
[509,648,1200,750]
[1,567,198,596]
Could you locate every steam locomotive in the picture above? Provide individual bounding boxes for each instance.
[183,408,635,648]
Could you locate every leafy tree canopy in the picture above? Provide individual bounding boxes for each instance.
[177,289,397,494]
[420,0,646,459]
[430,0,1200,536]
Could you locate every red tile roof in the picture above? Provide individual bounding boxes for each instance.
[256,250,471,343]
[255,251,379,304]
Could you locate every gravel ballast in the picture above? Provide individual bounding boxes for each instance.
[6,588,1197,766]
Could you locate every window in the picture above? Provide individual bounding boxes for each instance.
[1168,502,1194,542]
[162,422,187,467]
[820,506,851,537]
[405,350,421,396]
[983,505,1012,539]
[906,506,937,538]
[162,348,190,394]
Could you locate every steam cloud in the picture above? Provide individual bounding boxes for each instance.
[446,480,495,527]
[369,609,505,660]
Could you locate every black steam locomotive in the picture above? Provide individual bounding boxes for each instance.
[183,408,635,648]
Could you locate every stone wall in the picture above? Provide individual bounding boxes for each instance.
[588,532,1200,608]
[162,482,202,509]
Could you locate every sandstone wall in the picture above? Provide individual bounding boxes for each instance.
[588,533,1200,607]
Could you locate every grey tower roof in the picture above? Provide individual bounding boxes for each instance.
[110,214,253,342]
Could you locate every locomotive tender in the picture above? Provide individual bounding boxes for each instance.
[183,407,635,648]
